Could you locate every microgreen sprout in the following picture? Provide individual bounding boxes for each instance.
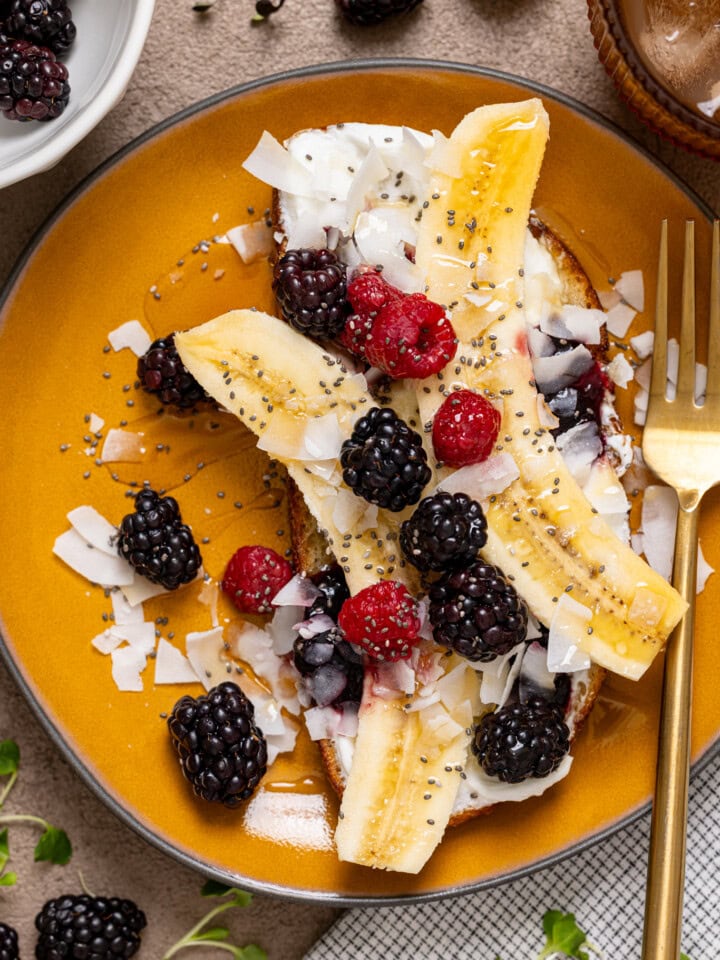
[0,738,73,885]
[162,881,266,959]
[537,910,602,959]
[253,0,286,20]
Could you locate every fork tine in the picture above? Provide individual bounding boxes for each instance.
[676,220,696,403]
[706,220,720,407]
[649,220,668,405]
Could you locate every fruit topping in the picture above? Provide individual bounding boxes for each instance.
[472,697,570,782]
[429,560,528,662]
[0,923,18,960]
[34,895,146,960]
[272,247,350,340]
[431,389,501,468]
[338,270,403,359]
[168,682,267,807]
[364,293,456,379]
[338,580,422,661]
[340,406,431,512]
[222,544,293,615]
[117,488,202,591]
[400,491,487,573]
[137,333,211,410]
[293,626,363,707]
[0,36,69,121]
[2,0,76,55]
[308,565,351,620]
[335,0,424,26]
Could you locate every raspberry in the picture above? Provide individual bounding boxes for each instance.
[432,389,501,467]
[364,293,456,379]
[34,895,146,960]
[472,698,570,782]
[338,580,421,661]
[338,270,402,359]
[168,682,267,806]
[222,545,293,614]
[0,36,70,121]
[273,247,350,340]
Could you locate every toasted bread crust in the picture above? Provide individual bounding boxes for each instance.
[280,203,613,824]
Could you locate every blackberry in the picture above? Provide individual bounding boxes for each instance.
[309,565,350,620]
[0,36,69,121]
[137,333,210,410]
[336,0,423,25]
[428,560,528,662]
[272,248,350,340]
[472,697,570,782]
[340,406,431,512]
[293,627,363,707]
[168,682,268,807]
[400,491,487,572]
[3,0,76,55]
[0,923,18,960]
[34,894,146,960]
[118,488,202,590]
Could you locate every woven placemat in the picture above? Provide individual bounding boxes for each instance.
[306,753,720,959]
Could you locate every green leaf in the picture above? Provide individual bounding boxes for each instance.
[196,927,230,942]
[201,879,233,897]
[0,827,9,864]
[681,954,692,960]
[538,910,590,960]
[237,946,267,960]
[229,889,253,908]
[0,871,17,887]
[34,826,72,865]
[0,740,19,776]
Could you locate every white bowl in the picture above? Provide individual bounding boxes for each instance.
[0,0,155,189]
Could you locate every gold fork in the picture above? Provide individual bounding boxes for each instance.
[641,218,720,960]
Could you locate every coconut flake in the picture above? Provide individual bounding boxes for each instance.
[111,590,144,625]
[120,574,172,607]
[479,643,526,707]
[269,604,303,655]
[641,485,678,580]
[226,221,274,264]
[305,705,342,741]
[541,305,603,344]
[92,630,123,655]
[606,353,634,389]
[67,505,118,557]
[518,641,556,701]
[555,421,603,486]
[537,395,560,428]
[605,301,637,338]
[532,344,594,394]
[186,626,228,691]
[455,755,573,810]
[630,330,654,360]
[154,638,199,684]
[89,413,105,433]
[111,645,146,692]
[697,541,715,594]
[257,412,344,461]
[54,528,135,586]
[598,288,621,311]
[272,574,321,608]
[107,320,152,357]
[332,487,378,536]
[229,621,300,715]
[615,270,644,311]
[547,594,592,672]
[353,208,422,292]
[243,131,314,196]
[437,453,520,501]
[102,429,146,463]
[265,721,299,767]
[427,129,464,178]
[110,622,156,656]
[294,613,335,639]
[527,326,555,358]
[343,145,390,231]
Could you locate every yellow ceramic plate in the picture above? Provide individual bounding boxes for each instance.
[0,61,718,905]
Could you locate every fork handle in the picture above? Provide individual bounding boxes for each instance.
[642,499,699,960]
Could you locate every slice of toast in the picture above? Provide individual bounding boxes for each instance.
[283,210,615,825]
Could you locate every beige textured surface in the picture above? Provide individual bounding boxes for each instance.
[0,0,718,957]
